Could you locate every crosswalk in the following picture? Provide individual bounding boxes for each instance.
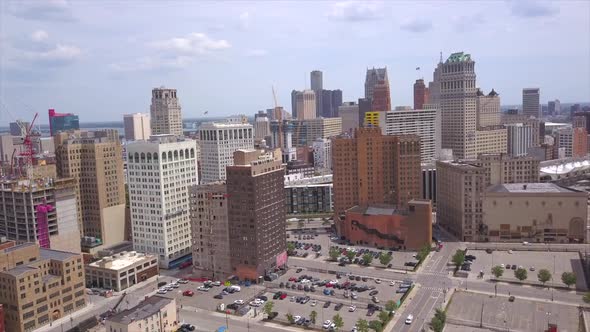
[421,286,446,292]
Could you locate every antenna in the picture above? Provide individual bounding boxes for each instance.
[439,51,443,64]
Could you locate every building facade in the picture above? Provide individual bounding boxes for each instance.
[295,90,317,120]
[127,136,198,268]
[226,149,286,280]
[254,111,271,143]
[365,67,388,100]
[270,119,297,163]
[312,138,332,174]
[285,183,333,215]
[105,296,177,332]
[0,242,86,332]
[48,109,79,136]
[320,89,343,118]
[338,102,359,135]
[506,123,535,157]
[483,183,586,243]
[85,251,159,291]
[55,130,126,250]
[123,113,151,141]
[371,81,391,112]
[150,87,183,136]
[189,183,231,280]
[413,79,429,110]
[522,88,541,118]
[378,108,441,163]
[292,117,342,147]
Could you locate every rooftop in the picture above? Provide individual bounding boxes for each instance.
[486,183,577,194]
[40,248,79,261]
[348,204,398,216]
[3,265,38,277]
[107,296,173,324]
[89,251,154,270]
[446,52,472,63]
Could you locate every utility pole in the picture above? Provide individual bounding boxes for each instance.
[480,299,484,328]
[495,284,497,297]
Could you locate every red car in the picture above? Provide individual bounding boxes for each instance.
[289,277,297,282]
[183,290,194,297]
[280,293,287,300]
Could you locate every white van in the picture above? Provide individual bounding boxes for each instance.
[230,285,241,292]
[405,314,414,324]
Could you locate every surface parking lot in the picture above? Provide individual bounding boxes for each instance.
[465,250,586,289]
[446,291,579,332]
[288,231,418,270]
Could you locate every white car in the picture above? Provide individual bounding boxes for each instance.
[294,315,302,322]
[351,292,358,299]
[212,281,221,286]
[349,305,356,312]
[290,296,296,302]
[234,300,244,305]
[405,314,414,324]
[390,281,396,286]
[323,320,334,329]
[197,286,210,292]
[157,289,167,294]
[375,279,381,284]
[171,283,179,288]
[178,279,189,284]
[310,300,317,307]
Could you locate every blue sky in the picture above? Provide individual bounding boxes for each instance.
[1,0,589,124]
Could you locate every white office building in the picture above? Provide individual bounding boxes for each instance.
[312,138,332,174]
[506,123,535,157]
[199,120,254,183]
[126,135,198,269]
[123,113,151,141]
[378,107,441,163]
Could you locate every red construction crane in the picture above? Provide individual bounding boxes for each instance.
[14,112,39,178]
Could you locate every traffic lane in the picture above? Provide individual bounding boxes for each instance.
[288,257,414,281]
[408,291,443,332]
[392,288,431,331]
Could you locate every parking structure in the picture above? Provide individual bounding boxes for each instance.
[464,250,587,289]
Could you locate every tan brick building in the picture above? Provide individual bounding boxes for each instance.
[106,295,176,332]
[0,241,86,332]
[332,127,421,232]
[292,117,342,147]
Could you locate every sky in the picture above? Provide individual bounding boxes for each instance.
[1,0,589,124]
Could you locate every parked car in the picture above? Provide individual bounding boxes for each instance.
[349,305,356,312]
[182,290,194,296]
[323,301,331,308]
[335,303,343,311]
[214,294,223,299]
[405,314,414,324]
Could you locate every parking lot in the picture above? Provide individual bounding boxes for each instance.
[464,250,587,289]
[446,291,579,332]
[288,230,418,270]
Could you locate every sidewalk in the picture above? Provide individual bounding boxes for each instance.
[459,288,580,307]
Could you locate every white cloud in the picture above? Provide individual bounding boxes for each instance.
[109,56,192,72]
[511,1,559,18]
[400,18,433,33]
[31,30,49,42]
[329,1,384,21]
[8,0,75,22]
[239,12,250,30]
[23,44,81,64]
[245,49,268,57]
[150,32,231,55]
[452,13,486,32]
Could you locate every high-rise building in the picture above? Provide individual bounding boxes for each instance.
[150,87,183,136]
[0,241,86,332]
[310,70,323,91]
[55,130,126,250]
[254,111,271,143]
[365,67,388,100]
[522,88,541,119]
[428,61,443,106]
[292,117,342,147]
[440,52,478,159]
[476,89,501,127]
[506,123,535,157]
[126,135,198,268]
[199,119,254,183]
[189,182,231,280]
[9,120,29,136]
[123,113,151,141]
[548,99,561,115]
[339,102,360,134]
[358,98,372,127]
[553,127,586,158]
[0,178,81,253]
[227,149,286,279]
[312,138,332,174]
[332,127,421,229]
[48,109,79,136]
[474,88,507,155]
[0,133,16,163]
[371,81,391,112]
[436,154,540,241]
[321,89,343,118]
[413,79,429,110]
[291,90,299,119]
[377,107,441,163]
[270,119,297,163]
[502,114,541,147]
[295,90,317,120]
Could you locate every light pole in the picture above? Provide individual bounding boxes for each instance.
[552,255,555,301]
[225,310,230,330]
[546,311,551,329]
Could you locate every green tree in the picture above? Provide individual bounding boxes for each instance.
[263,301,274,318]
[491,265,504,278]
[378,310,390,324]
[362,253,374,265]
[384,300,398,313]
[562,272,577,288]
[434,308,446,323]
[451,250,465,269]
[298,220,304,228]
[379,252,393,266]
[583,293,590,304]
[347,250,357,262]
[310,310,317,324]
[286,312,294,324]
[416,244,431,261]
[329,247,340,261]
[332,313,344,331]
[369,320,383,332]
[287,242,295,253]
[537,269,551,285]
[515,268,528,281]
[430,308,446,332]
[355,319,370,332]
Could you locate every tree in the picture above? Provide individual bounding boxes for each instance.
[384,300,398,313]
[515,268,528,281]
[416,244,431,261]
[287,242,295,253]
[491,265,504,279]
[451,250,465,269]
[355,319,370,332]
[430,309,446,332]
[329,247,340,261]
[298,220,304,228]
[378,310,390,324]
[332,313,344,331]
[537,269,551,285]
[583,293,590,304]
[347,250,357,262]
[369,320,383,332]
[562,272,577,288]
[362,253,373,265]
[379,252,393,266]
[310,310,317,324]
[263,301,274,318]
[286,312,294,324]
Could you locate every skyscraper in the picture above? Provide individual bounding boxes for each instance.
[505,123,535,157]
[295,90,317,120]
[338,102,360,134]
[55,130,126,250]
[254,110,271,143]
[150,87,183,136]
[127,135,198,268]
[522,88,541,118]
[440,52,478,159]
[199,118,254,183]
[48,109,79,136]
[548,99,561,115]
[371,81,391,112]
[123,113,151,140]
[321,89,343,118]
[428,61,443,106]
[310,70,323,91]
[365,67,388,100]
[227,149,286,279]
[413,79,429,110]
[291,90,299,118]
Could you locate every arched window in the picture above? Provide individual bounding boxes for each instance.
[185,149,189,159]
[162,152,167,162]
[168,151,172,160]
[146,153,151,162]
[140,153,145,161]
[134,152,139,163]
[179,149,184,159]
[190,148,195,158]
[153,153,158,161]
[174,150,178,160]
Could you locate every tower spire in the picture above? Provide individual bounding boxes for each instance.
[439,51,443,64]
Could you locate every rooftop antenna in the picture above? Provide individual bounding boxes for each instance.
[439,51,443,64]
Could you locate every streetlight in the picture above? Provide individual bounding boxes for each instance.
[546,311,551,329]
[225,310,230,330]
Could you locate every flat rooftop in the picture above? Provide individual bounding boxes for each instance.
[89,251,154,270]
[107,296,173,324]
[348,204,398,215]
[486,183,576,194]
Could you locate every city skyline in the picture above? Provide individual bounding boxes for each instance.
[1,1,589,123]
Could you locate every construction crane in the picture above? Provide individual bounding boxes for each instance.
[12,113,39,179]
